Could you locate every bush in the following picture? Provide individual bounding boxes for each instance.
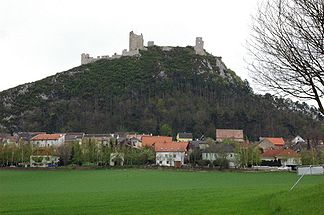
[213,158,229,169]
[196,160,211,167]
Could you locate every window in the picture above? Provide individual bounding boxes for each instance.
[159,161,162,164]
[166,161,169,164]
[173,154,176,158]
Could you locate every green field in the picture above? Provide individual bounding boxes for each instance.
[0,169,324,215]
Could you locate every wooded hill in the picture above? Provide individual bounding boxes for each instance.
[0,46,322,140]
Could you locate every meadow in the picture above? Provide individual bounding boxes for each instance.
[0,169,324,215]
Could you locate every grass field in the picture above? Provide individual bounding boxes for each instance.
[0,169,324,215]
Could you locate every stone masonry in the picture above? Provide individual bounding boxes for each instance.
[81,32,208,65]
[129,31,144,51]
[194,37,206,55]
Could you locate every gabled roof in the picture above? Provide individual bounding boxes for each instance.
[177,132,193,139]
[262,137,285,146]
[262,149,299,158]
[141,136,172,147]
[155,141,189,152]
[216,129,244,140]
[31,133,64,141]
[291,135,306,144]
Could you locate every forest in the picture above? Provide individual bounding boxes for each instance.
[0,46,323,141]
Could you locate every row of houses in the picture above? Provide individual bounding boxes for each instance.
[0,129,319,168]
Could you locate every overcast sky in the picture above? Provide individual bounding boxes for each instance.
[0,0,259,92]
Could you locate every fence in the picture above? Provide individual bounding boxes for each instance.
[297,166,324,175]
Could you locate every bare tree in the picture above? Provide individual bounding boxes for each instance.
[248,0,324,114]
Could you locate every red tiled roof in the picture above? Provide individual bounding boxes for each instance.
[216,129,244,139]
[155,141,189,152]
[31,133,64,141]
[141,136,172,147]
[262,149,299,158]
[263,137,285,146]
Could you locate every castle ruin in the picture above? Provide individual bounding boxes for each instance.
[194,37,206,55]
[129,31,144,51]
[81,32,207,65]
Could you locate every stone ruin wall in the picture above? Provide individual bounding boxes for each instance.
[81,33,208,65]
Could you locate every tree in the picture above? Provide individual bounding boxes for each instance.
[71,142,82,165]
[236,145,261,168]
[160,123,172,136]
[249,0,324,114]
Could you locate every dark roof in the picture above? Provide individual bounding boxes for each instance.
[84,134,111,138]
[65,133,85,142]
[189,140,207,149]
[178,132,193,139]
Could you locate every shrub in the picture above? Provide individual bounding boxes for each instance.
[213,158,229,169]
[196,160,211,167]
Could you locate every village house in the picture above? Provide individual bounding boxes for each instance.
[30,133,65,147]
[141,135,172,147]
[189,140,210,151]
[64,133,85,144]
[15,132,45,142]
[84,134,111,145]
[155,141,189,167]
[258,137,285,152]
[125,133,151,148]
[176,132,193,142]
[30,155,60,168]
[202,143,237,168]
[0,133,18,145]
[216,129,244,143]
[109,152,125,166]
[128,137,142,148]
[261,148,301,167]
[287,135,308,152]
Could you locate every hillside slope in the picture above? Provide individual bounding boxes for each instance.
[0,46,322,140]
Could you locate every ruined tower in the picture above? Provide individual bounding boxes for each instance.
[194,37,206,55]
[129,31,144,51]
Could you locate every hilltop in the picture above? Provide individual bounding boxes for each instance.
[0,46,322,140]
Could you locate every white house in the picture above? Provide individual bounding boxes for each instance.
[202,143,237,168]
[292,135,306,144]
[155,141,188,167]
[30,133,65,147]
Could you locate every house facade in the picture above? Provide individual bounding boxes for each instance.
[202,144,237,168]
[155,142,188,167]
